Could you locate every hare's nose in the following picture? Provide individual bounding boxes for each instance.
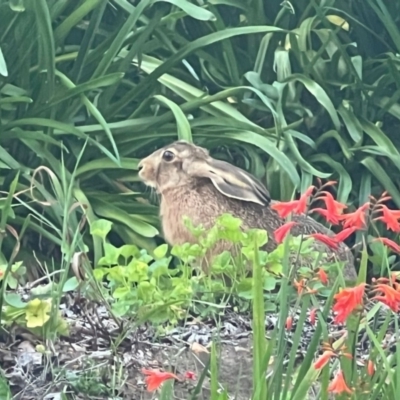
[138,160,144,171]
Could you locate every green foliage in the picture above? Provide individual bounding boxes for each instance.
[0,0,400,269]
[0,372,11,400]
[91,214,336,328]
[2,294,69,336]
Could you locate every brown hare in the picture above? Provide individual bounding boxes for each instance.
[138,140,357,281]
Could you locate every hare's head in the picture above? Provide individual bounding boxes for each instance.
[138,140,270,206]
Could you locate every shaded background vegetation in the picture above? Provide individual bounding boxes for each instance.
[1,0,400,277]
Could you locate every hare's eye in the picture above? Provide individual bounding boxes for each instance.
[162,151,175,162]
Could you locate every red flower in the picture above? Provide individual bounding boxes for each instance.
[184,371,196,380]
[334,227,357,242]
[332,283,365,324]
[296,185,315,212]
[314,350,336,369]
[317,268,328,285]
[374,237,400,253]
[367,360,375,376]
[312,208,340,225]
[309,308,317,326]
[339,202,369,229]
[309,226,357,251]
[271,186,314,218]
[141,368,179,392]
[286,316,293,330]
[371,283,400,312]
[312,192,347,224]
[374,205,400,232]
[271,202,298,218]
[274,222,296,243]
[328,370,352,394]
[309,233,339,249]
[321,191,347,214]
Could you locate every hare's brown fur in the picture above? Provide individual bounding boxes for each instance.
[139,141,357,281]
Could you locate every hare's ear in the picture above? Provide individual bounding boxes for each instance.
[183,158,270,206]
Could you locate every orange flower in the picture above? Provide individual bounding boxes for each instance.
[274,221,296,243]
[335,226,357,242]
[141,368,179,392]
[374,237,400,253]
[296,185,315,213]
[374,205,400,232]
[293,278,306,295]
[271,202,299,218]
[309,233,339,249]
[339,202,369,229]
[317,268,328,285]
[309,308,317,326]
[320,191,347,215]
[367,360,375,376]
[310,227,356,251]
[286,316,293,330]
[314,350,336,369]
[271,186,314,218]
[328,370,352,394]
[332,283,365,324]
[312,208,340,225]
[371,283,400,312]
[313,192,347,224]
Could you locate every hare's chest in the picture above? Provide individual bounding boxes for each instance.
[159,191,219,246]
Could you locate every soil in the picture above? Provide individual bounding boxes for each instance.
[0,292,397,399]
[0,294,258,400]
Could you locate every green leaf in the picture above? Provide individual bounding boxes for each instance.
[33,0,55,99]
[120,244,140,259]
[153,244,169,260]
[6,118,119,164]
[361,157,400,208]
[112,25,286,114]
[9,0,25,12]
[90,219,113,240]
[360,118,400,172]
[54,0,103,44]
[308,154,352,204]
[0,47,8,77]
[132,54,262,128]
[4,293,26,309]
[113,286,131,299]
[76,157,139,176]
[284,73,341,131]
[92,0,153,79]
[284,130,331,178]
[156,0,216,21]
[42,72,124,110]
[338,104,363,142]
[263,275,277,291]
[63,277,80,292]
[221,131,301,187]
[153,95,192,142]
[90,198,159,237]
[54,70,122,164]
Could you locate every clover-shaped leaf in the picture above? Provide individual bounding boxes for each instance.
[153,244,168,260]
[90,219,113,240]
